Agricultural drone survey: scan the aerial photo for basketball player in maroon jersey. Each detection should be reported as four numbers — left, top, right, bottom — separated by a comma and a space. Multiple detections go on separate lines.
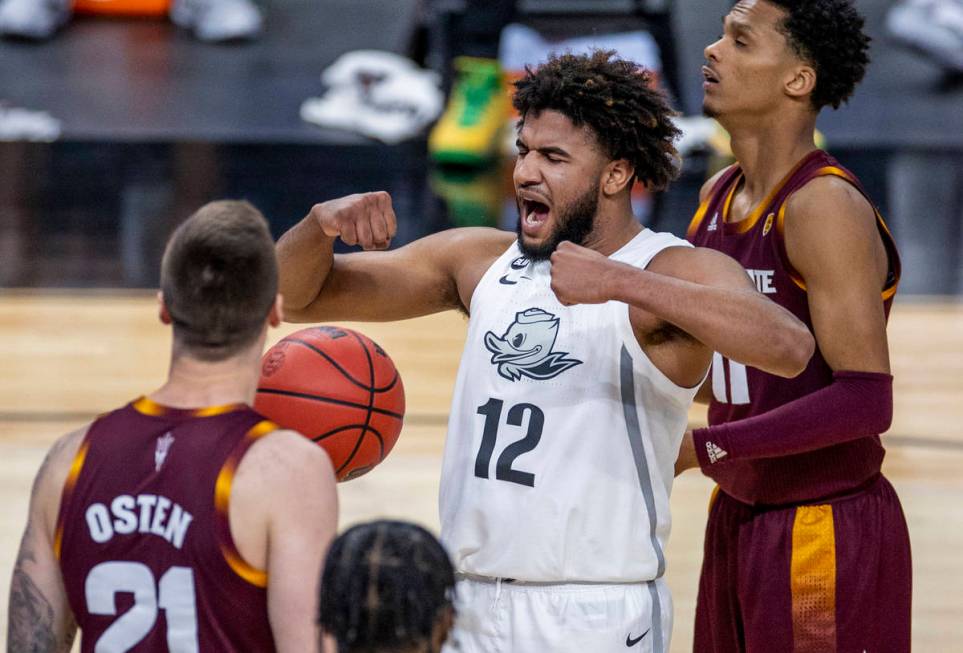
677, 1, 909, 651
7, 201, 338, 652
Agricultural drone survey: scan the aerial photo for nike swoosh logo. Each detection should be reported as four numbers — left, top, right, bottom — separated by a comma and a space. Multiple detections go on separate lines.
498, 275, 518, 285
626, 628, 650, 647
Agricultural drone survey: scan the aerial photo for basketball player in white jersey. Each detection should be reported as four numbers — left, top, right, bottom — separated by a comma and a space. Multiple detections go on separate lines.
277, 51, 814, 652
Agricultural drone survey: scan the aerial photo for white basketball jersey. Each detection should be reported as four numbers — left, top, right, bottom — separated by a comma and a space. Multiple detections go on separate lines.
439, 229, 699, 583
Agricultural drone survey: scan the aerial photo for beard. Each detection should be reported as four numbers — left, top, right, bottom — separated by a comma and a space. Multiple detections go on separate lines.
516, 183, 599, 262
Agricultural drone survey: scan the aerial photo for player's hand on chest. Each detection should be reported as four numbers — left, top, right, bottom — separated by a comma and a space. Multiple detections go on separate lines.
549, 241, 624, 306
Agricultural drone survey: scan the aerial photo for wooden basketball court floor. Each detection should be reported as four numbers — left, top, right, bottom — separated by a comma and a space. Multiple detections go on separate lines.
0, 293, 960, 650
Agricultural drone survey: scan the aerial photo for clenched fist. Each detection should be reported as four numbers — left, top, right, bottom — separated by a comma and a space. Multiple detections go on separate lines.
549, 241, 622, 306
309, 191, 397, 250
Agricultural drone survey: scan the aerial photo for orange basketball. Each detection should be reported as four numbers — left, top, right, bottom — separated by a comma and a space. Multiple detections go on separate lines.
254, 326, 405, 482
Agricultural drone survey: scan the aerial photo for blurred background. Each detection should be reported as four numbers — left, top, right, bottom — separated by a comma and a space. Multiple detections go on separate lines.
0, 0, 961, 293
1, 0, 962, 650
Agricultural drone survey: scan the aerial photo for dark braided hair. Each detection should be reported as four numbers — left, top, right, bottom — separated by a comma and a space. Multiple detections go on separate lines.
318, 520, 455, 653
765, 0, 870, 109
512, 50, 681, 192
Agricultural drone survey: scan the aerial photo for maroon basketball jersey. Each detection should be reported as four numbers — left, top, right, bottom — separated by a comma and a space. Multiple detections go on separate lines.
686, 150, 901, 505
56, 397, 279, 652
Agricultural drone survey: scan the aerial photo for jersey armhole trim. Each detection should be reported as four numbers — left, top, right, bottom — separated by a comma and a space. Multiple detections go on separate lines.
54, 438, 91, 560
617, 244, 706, 404
213, 419, 279, 588
774, 166, 901, 300
467, 240, 523, 316
686, 165, 739, 240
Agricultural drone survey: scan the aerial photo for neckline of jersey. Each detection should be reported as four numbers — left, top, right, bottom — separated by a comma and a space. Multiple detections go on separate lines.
131, 395, 249, 419
722, 150, 822, 235
607, 226, 652, 260
518, 227, 651, 265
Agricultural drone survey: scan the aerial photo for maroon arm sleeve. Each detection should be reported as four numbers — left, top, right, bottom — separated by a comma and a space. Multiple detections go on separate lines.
692, 370, 893, 469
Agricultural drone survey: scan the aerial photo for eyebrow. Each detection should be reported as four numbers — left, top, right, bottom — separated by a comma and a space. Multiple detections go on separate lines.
722, 15, 754, 33
515, 140, 571, 158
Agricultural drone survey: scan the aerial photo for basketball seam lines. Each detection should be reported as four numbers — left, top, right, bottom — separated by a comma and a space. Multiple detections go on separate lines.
254, 388, 403, 419
313, 424, 385, 461
288, 338, 399, 393
334, 331, 378, 474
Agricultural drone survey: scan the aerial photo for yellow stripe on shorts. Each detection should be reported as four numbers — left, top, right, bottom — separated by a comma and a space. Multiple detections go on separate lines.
790, 504, 837, 652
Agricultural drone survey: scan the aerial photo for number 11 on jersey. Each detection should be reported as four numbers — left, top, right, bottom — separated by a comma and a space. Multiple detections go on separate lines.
712, 352, 751, 405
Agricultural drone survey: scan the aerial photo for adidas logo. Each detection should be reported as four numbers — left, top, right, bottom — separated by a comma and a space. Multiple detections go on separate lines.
705, 441, 728, 464
707, 212, 719, 232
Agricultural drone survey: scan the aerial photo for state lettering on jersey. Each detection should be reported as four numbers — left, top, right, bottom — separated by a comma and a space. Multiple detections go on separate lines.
85, 494, 194, 549
746, 269, 777, 295
483, 308, 582, 381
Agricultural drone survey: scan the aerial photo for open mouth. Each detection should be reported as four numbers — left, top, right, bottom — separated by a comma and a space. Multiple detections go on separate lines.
702, 66, 720, 85
521, 198, 550, 229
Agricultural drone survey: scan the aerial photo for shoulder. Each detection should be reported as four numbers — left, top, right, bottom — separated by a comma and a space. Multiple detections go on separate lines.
241, 430, 337, 531
783, 175, 878, 250
786, 174, 874, 223
431, 227, 514, 263
34, 425, 90, 534
429, 228, 514, 309
648, 245, 753, 290
406, 227, 512, 279
40, 426, 88, 490
243, 429, 336, 484
698, 165, 736, 204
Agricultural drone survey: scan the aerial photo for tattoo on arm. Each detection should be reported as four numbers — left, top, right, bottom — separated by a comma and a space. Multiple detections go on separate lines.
8, 521, 59, 653
8, 434, 80, 653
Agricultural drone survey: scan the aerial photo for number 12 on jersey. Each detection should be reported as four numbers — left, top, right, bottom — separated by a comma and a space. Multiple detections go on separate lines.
474, 398, 544, 487
712, 352, 751, 405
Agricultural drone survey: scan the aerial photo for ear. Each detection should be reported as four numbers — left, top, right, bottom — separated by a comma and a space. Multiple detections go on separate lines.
785, 64, 817, 102
601, 158, 635, 196
430, 606, 455, 653
158, 291, 173, 325
268, 293, 284, 328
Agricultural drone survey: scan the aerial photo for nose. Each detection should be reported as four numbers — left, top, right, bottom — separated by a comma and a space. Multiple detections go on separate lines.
704, 38, 721, 63
513, 151, 541, 188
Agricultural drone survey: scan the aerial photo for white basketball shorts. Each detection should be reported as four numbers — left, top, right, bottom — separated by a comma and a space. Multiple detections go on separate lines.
442, 576, 672, 653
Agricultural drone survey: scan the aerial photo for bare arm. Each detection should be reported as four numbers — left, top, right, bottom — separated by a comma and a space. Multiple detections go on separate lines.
633, 246, 814, 376
676, 177, 895, 474
276, 193, 512, 322
7, 429, 84, 653
784, 176, 892, 373
550, 242, 814, 386
243, 432, 338, 653
277, 192, 394, 313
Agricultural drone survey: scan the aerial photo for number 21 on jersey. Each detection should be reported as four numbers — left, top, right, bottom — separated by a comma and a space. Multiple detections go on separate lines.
712, 352, 751, 405
86, 561, 198, 652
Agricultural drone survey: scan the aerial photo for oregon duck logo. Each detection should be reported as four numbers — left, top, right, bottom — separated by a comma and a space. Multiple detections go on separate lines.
484, 308, 582, 381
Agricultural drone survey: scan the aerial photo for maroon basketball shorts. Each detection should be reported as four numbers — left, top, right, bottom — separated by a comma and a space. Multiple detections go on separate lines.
693, 474, 911, 653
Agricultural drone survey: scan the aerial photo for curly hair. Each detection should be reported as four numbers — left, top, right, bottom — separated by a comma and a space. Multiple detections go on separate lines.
512, 50, 681, 192
318, 520, 455, 653
766, 0, 870, 110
